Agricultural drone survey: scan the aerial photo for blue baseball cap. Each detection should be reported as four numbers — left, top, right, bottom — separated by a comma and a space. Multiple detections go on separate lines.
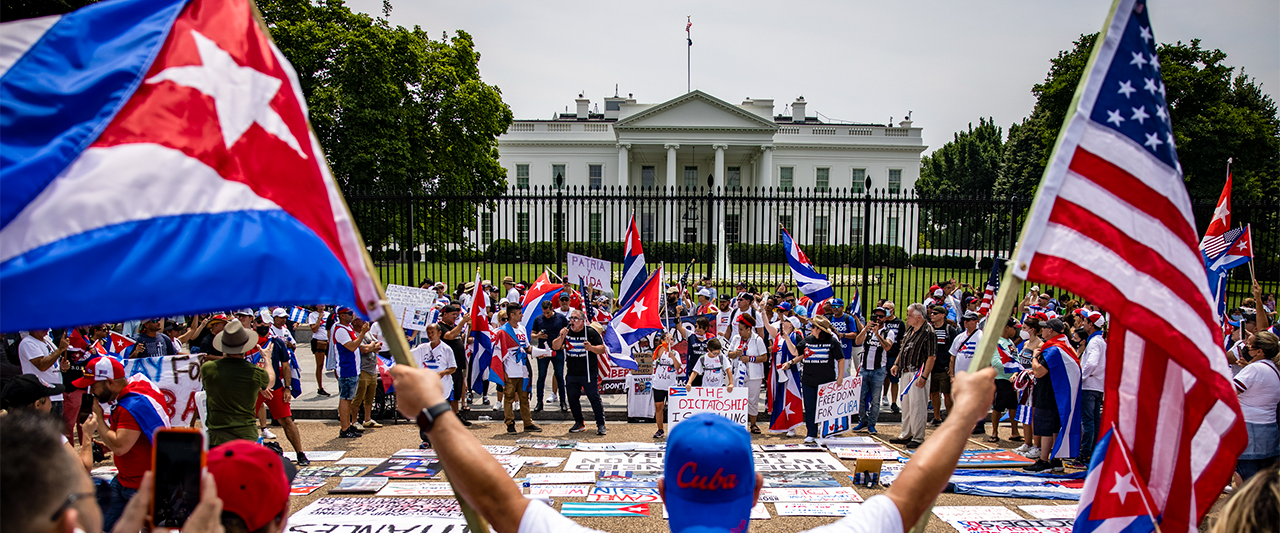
776, 301, 793, 312
829, 298, 845, 308
664, 414, 755, 532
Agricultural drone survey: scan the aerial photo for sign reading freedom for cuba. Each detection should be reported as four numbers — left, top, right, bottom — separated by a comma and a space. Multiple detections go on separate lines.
567, 252, 612, 291
815, 376, 862, 437
667, 387, 750, 429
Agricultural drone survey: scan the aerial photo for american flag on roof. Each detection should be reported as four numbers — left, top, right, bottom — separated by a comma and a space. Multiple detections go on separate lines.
1007, 1, 1245, 531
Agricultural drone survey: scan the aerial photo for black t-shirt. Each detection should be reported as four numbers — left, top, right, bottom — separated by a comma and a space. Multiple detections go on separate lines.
801, 334, 845, 387
564, 327, 603, 378
932, 324, 959, 370
438, 320, 467, 369
685, 328, 708, 363
532, 313, 570, 353
196, 330, 222, 357
1034, 350, 1059, 415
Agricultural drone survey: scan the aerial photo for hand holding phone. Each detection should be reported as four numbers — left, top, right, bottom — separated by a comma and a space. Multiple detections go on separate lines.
151, 428, 207, 528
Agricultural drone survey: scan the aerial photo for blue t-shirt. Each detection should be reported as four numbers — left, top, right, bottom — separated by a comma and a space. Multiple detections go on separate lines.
826, 313, 860, 358
332, 324, 360, 379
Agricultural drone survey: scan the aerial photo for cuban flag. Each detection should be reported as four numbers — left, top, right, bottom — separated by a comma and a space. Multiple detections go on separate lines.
0, 0, 383, 332
602, 268, 663, 370
466, 272, 494, 395
1205, 225, 1252, 323
519, 272, 562, 337
618, 213, 648, 309
996, 341, 1023, 377
376, 353, 396, 394
288, 306, 309, 323
117, 375, 172, 443
491, 321, 530, 390
769, 333, 804, 433
1040, 336, 1083, 459
1198, 168, 1231, 253
1073, 426, 1159, 532
780, 227, 834, 302
264, 336, 303, 397
108, 332, 137, 358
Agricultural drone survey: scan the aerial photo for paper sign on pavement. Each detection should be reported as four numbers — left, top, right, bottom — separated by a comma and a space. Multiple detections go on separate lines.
285, 450, 344, 462
759, 487, 863, 503
565, 452, 665, 472
376, 482, 457, 497
560, 502, 650, 517
528, 472, 596, 484
774, 502, 862, 516
293, 497, 463, 519
586, 487, 663, 503
334, 457, 387, 465
529, 485, 595, 497
1019, 504, 1079, 519
329, 477, 388, 494
663, 503, 770, 520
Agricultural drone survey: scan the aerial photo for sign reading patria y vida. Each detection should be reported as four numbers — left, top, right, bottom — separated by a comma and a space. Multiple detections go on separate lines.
668, 386, 750, 429
567, 252, 612, 291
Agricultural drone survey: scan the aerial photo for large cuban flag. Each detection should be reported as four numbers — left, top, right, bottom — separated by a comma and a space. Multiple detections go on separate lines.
1041, 336, 1083, 460
618, 213, 648, 309
780, 227, 834, 303
602, 268, 663, 370
466, 271, 494, 395
117, 374, 172, 443
519, 272, 562, 337
0, 0, 383, 331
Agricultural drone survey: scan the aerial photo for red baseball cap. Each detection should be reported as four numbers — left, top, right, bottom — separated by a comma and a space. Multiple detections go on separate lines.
207, 441, 294, 530
72, 356, 125, 388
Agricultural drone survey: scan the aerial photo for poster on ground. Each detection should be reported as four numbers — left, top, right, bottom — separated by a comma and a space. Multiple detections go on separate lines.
375, 482, 458, 497
774, 502, 862, 516
663, 503, 770, 520
528, 472, 596, 484
752, 452, 849, 472
292, 497, 464, 519
759, 487, 863, 503
528, 485, 594, 497
903, 449, 1036, 468
567, 253, 612, 292
815, 375, 862, 437
586, 487, 663, 503
120, 355, 202, 427
286, 451, 345, 462
329, 477, 388, 494
933, 506, 1076, 533
366, 459, 443, 479
667, 386, 750, 429
597, 471, 661, 488
565, 452, 665, 472
762, 471, 841, 488
1020, 505, 1079, 519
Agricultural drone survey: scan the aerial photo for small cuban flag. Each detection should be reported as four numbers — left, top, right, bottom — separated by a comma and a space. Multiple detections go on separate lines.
288, 306, 309, 323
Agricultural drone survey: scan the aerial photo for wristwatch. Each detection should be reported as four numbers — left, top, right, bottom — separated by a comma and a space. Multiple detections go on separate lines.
415, 402, 453, 433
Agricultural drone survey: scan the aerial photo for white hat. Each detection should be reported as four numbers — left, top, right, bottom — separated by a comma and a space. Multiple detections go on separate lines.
696, 288, 713, 298
271, 308, 288, 318
234, 308, 254, 316
933, 288, 944, 297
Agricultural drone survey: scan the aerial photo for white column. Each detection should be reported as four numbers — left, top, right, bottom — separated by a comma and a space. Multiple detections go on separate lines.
664, 144, 679, 188
616, 143, 630, 187
760, 145, 774, 187
712, 143, 727, 189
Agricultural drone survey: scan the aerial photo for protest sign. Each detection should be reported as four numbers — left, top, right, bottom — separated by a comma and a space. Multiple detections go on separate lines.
753, 452, 849, 472
667, 386, 750, 429
597, 471, 661, 488
521, 457, 566, 468
902, 449, 1035, 468
567, 253, 613, 291
586, 487, 663, 503
297, 466, 367, 478
815, 375, 862, 437
367, 459, 443, 479
393, 448, 436, 458
561, 503, 650, 517
120, 355, 202, 427
832, 446, 899, 460
762, 471, 841, 488
774, 502, 862, 516
293, 497, 464, 519
483, 445, 521, 455
528, 485, 595, 497
329, 477, 388, 494
290, 476, 326, 495
575, 442, 663, 452
334, 457, 387, 465
375, 482, 458, 497
284, 516, 467, 532
565, 452, 665, 472
947, 470, 1085, 500
1020, 505, 1079, 519
759, 487, 863, 503
518, 438, 577, 449
528, 472, 596, 484
933, 505, 1074, 533
600, 363, 633, 395
663, 503, 770, 520
385, 284, 436, 331
285, 450, 344, 462
755, 443, 826, 452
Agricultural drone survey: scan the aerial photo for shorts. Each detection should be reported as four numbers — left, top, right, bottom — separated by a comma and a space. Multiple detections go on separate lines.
653, 389, 668, 403
1033, 407, 1060, 436
311, 339, 329, 354
929, 372, 951, 394
354, 372, 378, 407
992, 380, 1018, 412
337, 376, 360, 400
254, 387, 292, 419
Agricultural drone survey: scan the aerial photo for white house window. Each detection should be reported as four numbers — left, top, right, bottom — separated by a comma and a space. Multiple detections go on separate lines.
589, 164, 603, 189
480, 212, 493, 245
814, 215, 829, 245
641, 166, 655, 188
887, 216, 899, 245
851, 168, 866, 194
888, 169, 902, 194
641, 212, 655, 241
517, 212, 530, 243
684, 166, 699, 189
727, 166, 741, 190
516, 164, 529, 190
590, 213, 602, 242
816, 167, 830, 192
849, 216, 863, 245
552, 164, 566, 188
725, 214, 741, 244
780, 167, 793, 191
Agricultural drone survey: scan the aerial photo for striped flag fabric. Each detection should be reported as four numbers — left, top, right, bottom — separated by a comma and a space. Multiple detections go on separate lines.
1206, 225, 1252, 324
618, 213, 648, 310
768, 332, 805, 433
116, 375, 172, 443
519, 272, 562, 337
1197, 169, 1231, 253
1039, 336, 1083, 459
0, 0, 384, 331
602, 269, 664, 370
977, 258, 1006, 316
1199, 226, 1243, 261
780, 227, 835, 302
288, 306, 310, 323
466, 271, 494, 395
1006, 1, 1246, 530
561, 502, 651, 517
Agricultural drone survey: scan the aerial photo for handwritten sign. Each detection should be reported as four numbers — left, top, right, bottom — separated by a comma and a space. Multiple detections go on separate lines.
774, 502, 862, 516
815, 375, 862, 437
385, 284, 436, 331
759, 487, 863, 503
586, 487, 664, 503
667, 386, 750, 429
565, 452, 665, 472
121, 355, 202, 427
567, 252, 612, 291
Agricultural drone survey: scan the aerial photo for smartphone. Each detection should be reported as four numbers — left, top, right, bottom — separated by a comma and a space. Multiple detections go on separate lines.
151, 428, 207, 528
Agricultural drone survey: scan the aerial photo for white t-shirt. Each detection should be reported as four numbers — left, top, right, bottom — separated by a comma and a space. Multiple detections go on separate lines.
691, 353, 732, 388
308, 311, 329, 341
368, 322, 391, 354
507, 288, 522, 305
716, 310, 733, 337
652, 349, 680, 391
948, 329, 983, 373
502, 328, 530, 379
555, 306, 573, 319
728, 333, 768, 380
517, 494, 900, 533
412, 341, 457, 400
1233, 360, 1280, 424
269, 324, 295, 346
19, 335, 62, 401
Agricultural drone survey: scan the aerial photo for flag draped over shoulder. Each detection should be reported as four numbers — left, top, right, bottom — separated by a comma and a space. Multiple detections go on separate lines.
117, 375, 172, 443
1005, 1, 1245, 530
769, 332, 804, 432
0, 0, 383, 331
1040, 336, 1082, 459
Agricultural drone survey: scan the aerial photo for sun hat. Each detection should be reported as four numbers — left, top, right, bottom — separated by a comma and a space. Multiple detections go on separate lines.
214, 319, 259, 355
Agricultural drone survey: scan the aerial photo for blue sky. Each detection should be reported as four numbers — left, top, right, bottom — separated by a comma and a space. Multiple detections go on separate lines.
346, 0, 1279, 156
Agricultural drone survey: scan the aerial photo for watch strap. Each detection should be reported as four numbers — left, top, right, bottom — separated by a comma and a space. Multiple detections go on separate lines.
416, 401, 453, 432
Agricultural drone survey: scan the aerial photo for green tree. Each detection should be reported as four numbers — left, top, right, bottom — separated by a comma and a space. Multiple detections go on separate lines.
916, 118, 1006, 251
259, 0, 513, 256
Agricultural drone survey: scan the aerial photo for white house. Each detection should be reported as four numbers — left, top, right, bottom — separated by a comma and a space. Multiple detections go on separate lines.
492, 90, 927, 251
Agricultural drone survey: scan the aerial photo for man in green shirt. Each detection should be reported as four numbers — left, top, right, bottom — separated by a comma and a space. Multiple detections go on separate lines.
202, 319, 272, 446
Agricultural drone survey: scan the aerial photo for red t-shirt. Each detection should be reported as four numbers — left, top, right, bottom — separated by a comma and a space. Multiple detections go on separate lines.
110, 408, 152, 489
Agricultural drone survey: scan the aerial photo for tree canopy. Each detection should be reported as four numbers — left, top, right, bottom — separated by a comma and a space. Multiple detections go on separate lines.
923, 33, 1279, 202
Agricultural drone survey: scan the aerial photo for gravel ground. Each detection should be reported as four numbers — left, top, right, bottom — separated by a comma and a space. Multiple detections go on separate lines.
260, 418, 1230, 532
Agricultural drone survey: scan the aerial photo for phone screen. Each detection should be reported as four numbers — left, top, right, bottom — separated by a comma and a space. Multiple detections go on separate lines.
152, 430, 204, 527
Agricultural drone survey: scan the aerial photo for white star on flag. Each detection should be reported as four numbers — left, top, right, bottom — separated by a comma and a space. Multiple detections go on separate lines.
1109, 472, 1140, 505
1117, 80, 1136, 98
1106, 109, 1125, 127
1130, 106, 1150, 125
1236, 240, 1247, 251
533, 280, 545, 291
1155, 105, 1168, 122
146, 30, 307, 159
1139, 25, 1152, 43
1129, 51, 1148, 68
1143, 77, 1158, 95
1210, 202, 1230, 225
1143, 132, 1164, 151
630, 298, 648, 318
1149, 53, 1160, 71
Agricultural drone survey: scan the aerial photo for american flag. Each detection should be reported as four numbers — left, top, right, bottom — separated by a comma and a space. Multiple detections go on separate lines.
1198, 226, 1243, 260
1008, 1, 1245, 531
977, 258, 1005, 316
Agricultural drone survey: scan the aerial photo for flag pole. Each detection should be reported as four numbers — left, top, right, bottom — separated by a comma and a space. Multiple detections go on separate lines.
686, 16, 691, 93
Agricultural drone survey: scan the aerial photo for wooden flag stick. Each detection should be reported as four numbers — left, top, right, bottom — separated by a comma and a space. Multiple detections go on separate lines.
967, 263, 1024, 374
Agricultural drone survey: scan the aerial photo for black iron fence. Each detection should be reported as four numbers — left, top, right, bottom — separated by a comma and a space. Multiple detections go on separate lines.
344, 186, 1279, 310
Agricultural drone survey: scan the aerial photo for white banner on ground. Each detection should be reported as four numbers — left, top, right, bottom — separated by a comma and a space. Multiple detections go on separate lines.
292, 497, 464, 519
759, 487, 863, 503
667, 386, 750, 429
528, 472, 597, 484
586, 487, 663, 503
932, 506, 1077, 533
529, 484, 595, 497
567, 253, 613, 291
287, 516, 466, 531
664, 503, 770, 520
284, 451, 344, 462
120, 355, 202, 427
565, 452, 665, 472
375, 482, 457, 497
1019, 505, 1079, 519
774, 502, 862, 516
815, 376, 862, 437
753, 452, 849, 472
385, 284, 437, 331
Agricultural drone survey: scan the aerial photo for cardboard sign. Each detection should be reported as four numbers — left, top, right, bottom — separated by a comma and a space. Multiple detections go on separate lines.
296, 466, 367, 478
815, 375, 862, 437
586, 487, 663, 503
293, 497, 463, 519
774, 502, 862, 516
759, 487, 863, 503
667, 386, 750, 429
753, 452, 849, 472
565, 452, 665, 472
528, 472, 596, 484
567, 253, 613, 291
120, 355, 203, 427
